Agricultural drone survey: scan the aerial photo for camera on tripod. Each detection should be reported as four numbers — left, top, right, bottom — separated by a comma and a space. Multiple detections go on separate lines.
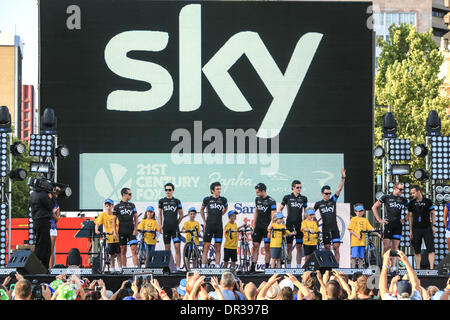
28, 177, 72, 199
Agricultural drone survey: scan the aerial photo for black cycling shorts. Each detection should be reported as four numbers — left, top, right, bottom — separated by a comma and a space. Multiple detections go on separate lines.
412, 227, 435, 253
303, 245, 317, 256
163, 227, 181, 245
223, 248, 238, 262
383, 222, 402, 240
286, 222, 303, 245
107, 242, 121, 255
203, 224, 223, 244
119, 233, 137, 246
322, 226, 341, 245
252, 225, 270, 244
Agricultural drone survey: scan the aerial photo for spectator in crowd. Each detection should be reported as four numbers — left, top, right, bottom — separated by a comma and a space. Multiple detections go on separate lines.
380, 249, 422, 300
0, 265, 448, 301
207, 272, 245, 300
244, 282, 258, 300
13, 279, 32, 300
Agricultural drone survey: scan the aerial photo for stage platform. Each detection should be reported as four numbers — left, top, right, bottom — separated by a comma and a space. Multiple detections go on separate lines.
0, 267, 448, 293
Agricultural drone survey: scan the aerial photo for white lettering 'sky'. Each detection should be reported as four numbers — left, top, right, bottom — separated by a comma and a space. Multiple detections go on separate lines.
104, 4, 323, 139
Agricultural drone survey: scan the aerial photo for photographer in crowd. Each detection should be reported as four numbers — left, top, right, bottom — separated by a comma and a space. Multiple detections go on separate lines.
379, 249, 422, 300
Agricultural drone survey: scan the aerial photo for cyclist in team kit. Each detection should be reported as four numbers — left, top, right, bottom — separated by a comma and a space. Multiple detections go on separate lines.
158, 183, 184, 272
112, 188, 139, 269
313, 168, 346, 265
250, 183, 277, 272
279, 180, 308, 268
371, 182, 409, 271
201, 182, 228, 267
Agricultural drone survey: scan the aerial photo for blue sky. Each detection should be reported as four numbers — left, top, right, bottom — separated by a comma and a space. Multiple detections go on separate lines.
0, 0, 38, 88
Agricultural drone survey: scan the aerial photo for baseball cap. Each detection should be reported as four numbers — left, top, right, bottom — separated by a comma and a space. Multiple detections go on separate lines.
396, 280, 412, 297
177, 278, 187, 296
104, 198, 114, 205
275, 212, 284, 220
228, 210, 238, 217
354, 205, 365, 212
123, 296, 136, 300
188, 207, 197, 213
306, 208, 315, 215
146, 206, 155, 212
279, 279, 294, 291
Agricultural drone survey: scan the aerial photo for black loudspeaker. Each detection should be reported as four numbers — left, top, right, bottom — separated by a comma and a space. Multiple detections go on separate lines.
145, 250, 177, 273
437, 254, 450, 275
302, 250, 339, 271
66, 248, 82, 267
7, 250, 48, 274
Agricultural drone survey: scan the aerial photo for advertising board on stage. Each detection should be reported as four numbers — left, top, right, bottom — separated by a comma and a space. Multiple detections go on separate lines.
39, 0, 373, 269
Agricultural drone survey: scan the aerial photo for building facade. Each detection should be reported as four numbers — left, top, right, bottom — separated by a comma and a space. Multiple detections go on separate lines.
0, 33, 23, 137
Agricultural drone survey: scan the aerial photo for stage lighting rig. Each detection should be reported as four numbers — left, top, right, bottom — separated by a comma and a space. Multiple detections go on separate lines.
426, 110, 441, 137
430, 135, 450, 180
387, 139, 411, 161
382, 112, 397, 139
412, 144, 428, 158
373, 146, 385, 159
413, 168, 429, 181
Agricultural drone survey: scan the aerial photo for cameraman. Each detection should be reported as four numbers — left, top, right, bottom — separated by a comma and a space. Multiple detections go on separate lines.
29, 180, 57, 269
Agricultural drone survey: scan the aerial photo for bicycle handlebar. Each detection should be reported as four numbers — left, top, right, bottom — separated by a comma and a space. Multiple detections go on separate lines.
360, 230, 382, 237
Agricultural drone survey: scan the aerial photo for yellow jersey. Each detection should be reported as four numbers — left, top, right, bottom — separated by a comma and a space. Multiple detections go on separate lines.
183, 220, 201, 246
137, 218, 160, 245
268, 223, 291, 248
348, 216, 373, 247
95, 212, 118, 244
224, 221, 238, 250
301, 219, 319, 246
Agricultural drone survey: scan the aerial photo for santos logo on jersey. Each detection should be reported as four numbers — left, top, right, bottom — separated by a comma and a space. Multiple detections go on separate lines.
104, 4, 323, 139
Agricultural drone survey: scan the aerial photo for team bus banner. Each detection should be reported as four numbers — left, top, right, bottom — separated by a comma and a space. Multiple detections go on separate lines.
40, 1, 373, 214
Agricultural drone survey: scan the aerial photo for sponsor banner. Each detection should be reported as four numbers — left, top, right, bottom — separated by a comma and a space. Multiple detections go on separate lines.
80, 153, 343, 209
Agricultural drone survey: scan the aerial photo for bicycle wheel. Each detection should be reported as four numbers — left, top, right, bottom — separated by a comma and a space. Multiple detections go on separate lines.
208, 246, 216, 267
137, 242, 147, 268
183, 243, 194, 271
281, 242, 288, 268
365, 245, 380, 268
99, 242, 106, 273
192, 245, 201, 269
239, 243, 246, 272
243, 243, 252, 272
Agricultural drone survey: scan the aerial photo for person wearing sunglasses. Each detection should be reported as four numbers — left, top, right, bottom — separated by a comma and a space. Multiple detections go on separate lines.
112, 187, 139, 269
371, 182, 409, 270
279, 180, 308, 268
158, 182, 184, 272
313, 168, 346, 265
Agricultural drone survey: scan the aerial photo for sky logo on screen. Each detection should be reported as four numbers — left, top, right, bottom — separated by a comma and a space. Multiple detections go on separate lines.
104, 4, 323, 139
94, 163, 132, 200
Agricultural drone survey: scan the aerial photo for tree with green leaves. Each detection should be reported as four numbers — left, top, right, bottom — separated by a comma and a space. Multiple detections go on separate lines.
375, 23, 450, 183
